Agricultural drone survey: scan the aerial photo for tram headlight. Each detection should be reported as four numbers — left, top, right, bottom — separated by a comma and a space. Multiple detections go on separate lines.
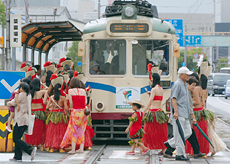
124, 6, 135, 17
95, 101, 105, 113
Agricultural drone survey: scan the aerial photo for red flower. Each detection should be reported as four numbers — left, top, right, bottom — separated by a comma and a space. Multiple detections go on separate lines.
57, 64, 61, 69
59, 57, 66, 64
123, 91, 127, 95
147, 63, 153, 72
73, 71, 79, 77
50, 74, 58, 81
43, 61, 51, 67
20, 61, 27, 69
27, 66, 32, 72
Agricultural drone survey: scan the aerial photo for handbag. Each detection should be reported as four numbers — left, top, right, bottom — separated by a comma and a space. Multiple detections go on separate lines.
25, 94, 35, 135
73, 88, 90, 116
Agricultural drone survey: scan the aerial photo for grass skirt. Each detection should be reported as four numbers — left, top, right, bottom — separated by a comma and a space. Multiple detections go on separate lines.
45, 122, 68, 149
25, 118, 46, 146
142, 116, 168, 149
185, 116, 209, 154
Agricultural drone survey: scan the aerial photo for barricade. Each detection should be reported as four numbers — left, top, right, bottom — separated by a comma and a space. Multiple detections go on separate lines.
0, 106, 13, 152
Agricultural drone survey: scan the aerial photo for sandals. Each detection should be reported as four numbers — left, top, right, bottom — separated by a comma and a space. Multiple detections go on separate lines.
126, 151, 135, 155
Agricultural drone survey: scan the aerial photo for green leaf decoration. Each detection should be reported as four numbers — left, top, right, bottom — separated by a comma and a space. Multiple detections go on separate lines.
144, 110, 169, 124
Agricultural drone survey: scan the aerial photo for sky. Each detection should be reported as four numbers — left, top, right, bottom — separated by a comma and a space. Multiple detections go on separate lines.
99, 0, 222, 22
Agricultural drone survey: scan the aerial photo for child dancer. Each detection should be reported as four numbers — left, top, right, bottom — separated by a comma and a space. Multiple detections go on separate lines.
125, 100, 149, 155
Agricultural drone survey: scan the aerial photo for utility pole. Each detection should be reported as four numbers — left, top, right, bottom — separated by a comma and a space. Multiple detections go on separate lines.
1, 0, 5, 71
6, 0, 10, 70
98, 0, 100, 19
24, 0, 29, 61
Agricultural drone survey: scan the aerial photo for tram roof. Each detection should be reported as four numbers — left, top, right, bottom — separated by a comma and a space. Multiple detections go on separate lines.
83, 17, 176, 35
22, 21, 82, 53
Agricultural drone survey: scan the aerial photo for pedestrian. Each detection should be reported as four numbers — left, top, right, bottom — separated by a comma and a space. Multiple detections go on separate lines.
142, 72, 168, 154
45, 77, 68, 153
163, 66, 193, 161
25, 78, 47, 151
60, 77, 88, 154
125, 100, 149, 155
186, 77, 206, 158
7, 82, 37, 161
186, 73, 209, 155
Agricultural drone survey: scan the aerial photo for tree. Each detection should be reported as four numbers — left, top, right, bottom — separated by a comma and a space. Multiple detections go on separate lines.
66, 41, 82, 72
178, 48, 208, 72
218, 58, 228, 71
0, 1, 6, 28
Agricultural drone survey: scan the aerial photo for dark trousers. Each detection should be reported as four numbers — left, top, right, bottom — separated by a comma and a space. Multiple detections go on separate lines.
13, 123, 33, 160
187, 129, 200, 154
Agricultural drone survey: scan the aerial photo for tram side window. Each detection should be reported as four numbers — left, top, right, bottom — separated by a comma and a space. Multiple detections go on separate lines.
132, 40, 170, 76
89, 40, 126, 75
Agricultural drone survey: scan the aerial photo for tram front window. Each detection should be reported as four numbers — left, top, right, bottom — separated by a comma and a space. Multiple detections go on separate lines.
132, 40, 170, 76
89, 40, 126, 75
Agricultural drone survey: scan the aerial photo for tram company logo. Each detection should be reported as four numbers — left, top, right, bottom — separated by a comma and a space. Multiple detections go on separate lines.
116, 87, 140, 109
123, 90, 132, 101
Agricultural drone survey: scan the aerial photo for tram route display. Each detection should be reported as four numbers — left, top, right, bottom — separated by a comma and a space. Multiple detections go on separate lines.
110, 23, 149, 33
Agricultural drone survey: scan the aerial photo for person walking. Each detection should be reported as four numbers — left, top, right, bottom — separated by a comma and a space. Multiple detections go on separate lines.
163, 67, 193, 161
7, 82, 37, 161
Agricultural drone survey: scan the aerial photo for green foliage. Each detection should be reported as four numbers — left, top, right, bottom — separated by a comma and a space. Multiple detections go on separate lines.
0, 2, 5, 28
66, 41, 82, 72
218, 58, 228, 71
178, 48, 208, 72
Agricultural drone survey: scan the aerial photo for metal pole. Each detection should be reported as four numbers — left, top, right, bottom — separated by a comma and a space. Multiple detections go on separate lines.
98, 0, 100, 19
12, 47, 16, 70
25, 0, 29, 60
45, 51, 48, 62
38, 50, 42, 66
1, 25, 5, 70
31, 48, 34, 65
23, 44, 26, 62
6, 0, 10, 70
183, 36, 187, 64
213, 0, 215, 34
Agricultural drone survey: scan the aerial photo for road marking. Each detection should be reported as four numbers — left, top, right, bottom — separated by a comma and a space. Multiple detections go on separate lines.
0, 79, 20, 93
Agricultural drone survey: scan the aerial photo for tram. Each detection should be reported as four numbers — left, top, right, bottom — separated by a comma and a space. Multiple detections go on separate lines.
79, 0, 179, 140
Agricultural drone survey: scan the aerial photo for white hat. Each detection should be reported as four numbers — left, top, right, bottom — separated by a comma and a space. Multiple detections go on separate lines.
128, 100, 145, 108
178, 67, 193, 75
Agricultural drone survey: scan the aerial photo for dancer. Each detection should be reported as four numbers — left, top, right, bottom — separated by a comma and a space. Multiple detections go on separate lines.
7, 82, 37, 161
45, 79, 68, 153
25, 78, 47, 151
125, 100, 149, 155
186, 73, 209, 155
60, 77, 88, 153
163, 67, 193, 161
142, 72, 168, 154
186, 77, 206, 158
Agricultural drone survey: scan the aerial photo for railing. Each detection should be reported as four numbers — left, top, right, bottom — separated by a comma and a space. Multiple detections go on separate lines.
184, 32, 230, 36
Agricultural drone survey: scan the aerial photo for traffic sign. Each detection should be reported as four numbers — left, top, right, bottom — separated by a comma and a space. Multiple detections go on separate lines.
165, 19, 183, 47
193, 53, 199, 59
199, 53, 205, 58
185, 35, 201, 47
0, 71, 25, 99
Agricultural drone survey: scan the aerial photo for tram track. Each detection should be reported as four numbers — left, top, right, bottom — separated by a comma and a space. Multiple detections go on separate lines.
84, 145, 107, 164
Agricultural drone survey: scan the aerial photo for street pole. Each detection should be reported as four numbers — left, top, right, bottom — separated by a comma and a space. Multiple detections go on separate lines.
183, 36, 187, 64
12, 47, 16, 70
98, 0, 100, 19
1, 24, 5, 70
6, 0, 10, 70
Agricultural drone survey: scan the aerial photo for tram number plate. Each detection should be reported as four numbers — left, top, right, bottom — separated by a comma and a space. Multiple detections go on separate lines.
160, 81, 171, 88
110, 23, 149, 33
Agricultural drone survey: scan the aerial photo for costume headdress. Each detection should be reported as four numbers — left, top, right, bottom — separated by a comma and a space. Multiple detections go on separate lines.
26, 66, 37, 81
147, 63, 162, 80
197, 55, 212, 78
128, 99, 145, 108
44, 61, 56, 73
76, 73, 87, 84
59, 57, 74, 68
50, 74, 63, 87
20, 61, 31, 72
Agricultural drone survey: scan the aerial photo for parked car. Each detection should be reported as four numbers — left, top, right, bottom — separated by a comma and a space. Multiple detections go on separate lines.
207, 73, 230, 96
225, 80, 230, 99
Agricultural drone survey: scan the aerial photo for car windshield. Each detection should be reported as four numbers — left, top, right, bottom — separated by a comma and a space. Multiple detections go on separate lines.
214, 75, 230, 83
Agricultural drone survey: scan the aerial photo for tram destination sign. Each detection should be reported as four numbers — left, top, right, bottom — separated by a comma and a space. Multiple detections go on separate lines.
110, 23, 149, 33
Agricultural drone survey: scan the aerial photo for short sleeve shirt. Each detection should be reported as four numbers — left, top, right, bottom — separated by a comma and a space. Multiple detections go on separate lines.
170, 78, 190, 118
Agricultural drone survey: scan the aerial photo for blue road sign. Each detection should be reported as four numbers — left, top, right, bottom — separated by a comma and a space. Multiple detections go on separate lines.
185, 35, 201, 47
77, 61, 81, 66
0, 71, 25, 99
165, 19, 183, 47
